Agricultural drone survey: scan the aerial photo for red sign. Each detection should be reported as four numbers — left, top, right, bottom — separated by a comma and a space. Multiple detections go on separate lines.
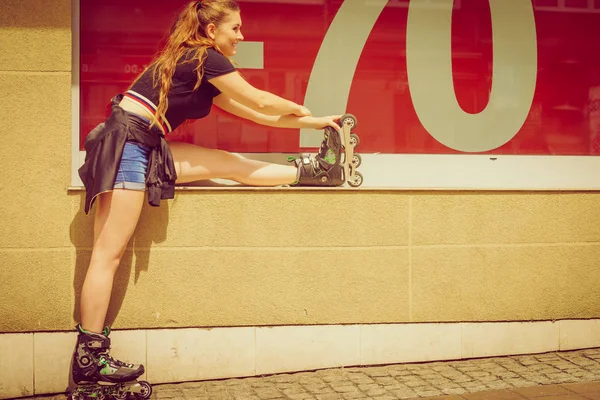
79, 0, 600, 155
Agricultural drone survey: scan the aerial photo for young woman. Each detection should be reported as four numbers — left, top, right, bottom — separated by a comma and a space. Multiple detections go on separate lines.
71, 0, 345, 395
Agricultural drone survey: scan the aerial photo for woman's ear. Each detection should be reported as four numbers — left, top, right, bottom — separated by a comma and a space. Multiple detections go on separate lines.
206, 23, 216, 40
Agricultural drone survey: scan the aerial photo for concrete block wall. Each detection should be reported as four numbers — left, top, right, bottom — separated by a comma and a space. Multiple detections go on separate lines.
2, 0, 600, 335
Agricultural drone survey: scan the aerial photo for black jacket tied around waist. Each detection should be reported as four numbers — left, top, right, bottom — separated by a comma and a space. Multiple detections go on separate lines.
78, 95, 178, 215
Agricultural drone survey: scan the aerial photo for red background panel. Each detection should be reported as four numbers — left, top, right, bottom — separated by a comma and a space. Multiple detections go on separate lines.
79, 0, 600, 155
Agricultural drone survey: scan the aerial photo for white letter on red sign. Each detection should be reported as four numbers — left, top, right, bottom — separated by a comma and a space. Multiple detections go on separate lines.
406, 0, 537, 152
299, 0, 388, 148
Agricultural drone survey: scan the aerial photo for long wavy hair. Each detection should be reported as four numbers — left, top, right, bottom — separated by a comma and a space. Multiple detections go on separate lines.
137, 0, 240, 130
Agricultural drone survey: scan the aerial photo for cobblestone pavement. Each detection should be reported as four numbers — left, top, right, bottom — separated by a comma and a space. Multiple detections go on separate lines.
30, 348, 600, 400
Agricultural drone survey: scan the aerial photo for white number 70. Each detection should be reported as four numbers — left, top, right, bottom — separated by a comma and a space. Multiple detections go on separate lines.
300, 0, 537, 153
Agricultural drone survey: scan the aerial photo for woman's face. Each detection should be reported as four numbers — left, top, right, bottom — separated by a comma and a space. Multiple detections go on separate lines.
210, 11, 244, 57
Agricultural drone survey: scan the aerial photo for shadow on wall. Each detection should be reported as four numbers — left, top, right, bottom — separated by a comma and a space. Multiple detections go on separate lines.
69, 192, 170, 327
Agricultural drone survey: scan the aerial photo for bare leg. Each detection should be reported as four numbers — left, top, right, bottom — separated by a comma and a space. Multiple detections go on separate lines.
169, 141, 297, 185
80, 189, 146, 333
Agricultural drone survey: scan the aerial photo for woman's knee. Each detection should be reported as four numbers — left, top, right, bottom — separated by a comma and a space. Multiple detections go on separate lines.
221, 151, 252, 181
89, 244, 126, 272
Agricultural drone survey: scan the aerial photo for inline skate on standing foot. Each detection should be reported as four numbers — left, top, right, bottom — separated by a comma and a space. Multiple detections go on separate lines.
69, 324, 152, 400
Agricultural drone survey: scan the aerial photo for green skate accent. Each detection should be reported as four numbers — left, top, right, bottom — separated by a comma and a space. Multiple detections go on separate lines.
323, 149, 336, 164
99, 356, 117, 376
77, 324, 90, 334
76, 324, 110, 337
101, 364, 118, 375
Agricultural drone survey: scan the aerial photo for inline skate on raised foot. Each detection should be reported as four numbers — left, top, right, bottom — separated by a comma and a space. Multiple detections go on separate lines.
69, 324, 152, 400
336, 113, 363, 187
290, 113, 364, 187
288, 152, 345, 186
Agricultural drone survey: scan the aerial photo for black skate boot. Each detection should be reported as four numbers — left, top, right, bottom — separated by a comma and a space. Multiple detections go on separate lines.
288, 153, 345, 186
317, 126, 344, 169
287, 126, 346, 186
70, 324, 152, 400
72, 324, 144, 384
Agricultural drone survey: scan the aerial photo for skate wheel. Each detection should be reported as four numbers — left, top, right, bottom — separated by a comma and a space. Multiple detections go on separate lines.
69, 390, 104, 400
349, 133, 360, 148
113, 390, 128, 400
68, 390, 85, 400
351, 154, 362, 168
134, 381, 153, 399
340, 113, 358, 130
348, 171, 363, 188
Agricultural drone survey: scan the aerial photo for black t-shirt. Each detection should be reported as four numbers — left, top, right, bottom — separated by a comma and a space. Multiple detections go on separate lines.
128, 47, 236, 132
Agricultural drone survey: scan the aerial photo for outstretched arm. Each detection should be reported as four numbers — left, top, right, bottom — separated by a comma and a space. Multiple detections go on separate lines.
213, 93, 341, 131
209, 71, 311, 117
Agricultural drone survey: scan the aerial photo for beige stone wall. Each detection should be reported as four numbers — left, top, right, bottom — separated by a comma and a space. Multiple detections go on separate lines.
0, 0, 73, 332
2, 0, 600, 334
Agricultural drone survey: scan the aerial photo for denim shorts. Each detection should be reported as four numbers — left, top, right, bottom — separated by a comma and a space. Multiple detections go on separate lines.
113, 141, 152, 191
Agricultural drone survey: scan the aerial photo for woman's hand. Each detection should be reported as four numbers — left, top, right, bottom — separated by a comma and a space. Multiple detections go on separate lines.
307, 115, 342, 131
